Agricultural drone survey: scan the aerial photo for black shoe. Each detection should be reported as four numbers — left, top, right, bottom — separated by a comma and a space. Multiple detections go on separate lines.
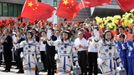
17, 70, 24, 73
2, 70, 10, 72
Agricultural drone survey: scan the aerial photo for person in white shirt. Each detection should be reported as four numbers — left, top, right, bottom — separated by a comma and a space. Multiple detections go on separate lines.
39, 31, 47, 71
87, 28, 99, 75
47, 28, 53, 40
74, 29, 88, 75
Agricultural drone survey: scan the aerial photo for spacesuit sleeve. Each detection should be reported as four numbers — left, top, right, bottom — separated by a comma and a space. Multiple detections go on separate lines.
19, 41, 26, 48
53, 40, 62, 51
98, 40, 105, 58
19, 41, 26, 58
70, 47, 74, 67
97, 40, 105, 65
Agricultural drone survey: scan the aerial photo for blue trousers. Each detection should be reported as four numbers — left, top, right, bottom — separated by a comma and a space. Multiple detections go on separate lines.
127, 56, 134, 75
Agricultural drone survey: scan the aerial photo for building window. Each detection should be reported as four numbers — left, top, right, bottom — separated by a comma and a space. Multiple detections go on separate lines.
8, 3, 14, 16
53, 0, 58, 7
14, 4, 18, 17
17, 5, 22, 16
3, 3, 8, 16
0, 3, 2, 16
0, 2, 23, 17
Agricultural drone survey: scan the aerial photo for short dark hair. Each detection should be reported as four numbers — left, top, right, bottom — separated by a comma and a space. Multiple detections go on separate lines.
26, 31, 34, 38
63, 30, 71, 40
119, 34, 126, 39
118, 26, 124, 30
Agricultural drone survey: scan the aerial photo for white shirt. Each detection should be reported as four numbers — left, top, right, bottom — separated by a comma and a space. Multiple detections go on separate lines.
93, 29, 100, 41
39, 37, 46, 51
47, 29, 52, 40
88, 37, 99, 53
74, 38, 88, 51
12, 34, 17, 43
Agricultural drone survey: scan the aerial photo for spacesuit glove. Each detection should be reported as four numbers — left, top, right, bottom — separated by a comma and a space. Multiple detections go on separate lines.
97, 58, 104, 65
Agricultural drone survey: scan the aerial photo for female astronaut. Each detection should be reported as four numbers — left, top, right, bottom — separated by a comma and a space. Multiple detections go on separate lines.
98, 30, 123, 75
55, 30, 73, 75
19, 30, 40, 75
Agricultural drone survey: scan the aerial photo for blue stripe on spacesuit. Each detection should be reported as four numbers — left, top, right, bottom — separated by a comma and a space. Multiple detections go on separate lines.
110, 59, 112, 75
63, 56, 66, 71
28, 52, 32, 71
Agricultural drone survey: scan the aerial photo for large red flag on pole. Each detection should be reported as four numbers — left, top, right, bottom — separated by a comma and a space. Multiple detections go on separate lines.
80, 0, 112, 8
56, 0, 80, 20
21, 0, 55, 21
116, 0, 134, 11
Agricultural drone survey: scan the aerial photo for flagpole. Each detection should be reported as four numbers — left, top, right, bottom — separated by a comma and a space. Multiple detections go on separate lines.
81, 0, 85, 8
21, 0, 27, 15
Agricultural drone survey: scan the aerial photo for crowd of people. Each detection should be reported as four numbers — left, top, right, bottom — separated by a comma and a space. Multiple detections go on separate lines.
0, 16, 133, 75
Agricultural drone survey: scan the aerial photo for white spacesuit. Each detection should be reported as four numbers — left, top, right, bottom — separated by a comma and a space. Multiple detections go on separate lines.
55, 40, 73, 75
20, 40, 40, 75
98, 40, 122, 75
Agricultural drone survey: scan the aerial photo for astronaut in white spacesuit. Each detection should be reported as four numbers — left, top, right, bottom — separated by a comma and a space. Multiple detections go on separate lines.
98, 30, 123, 75
55, 31, 74, 75
19, 31, 40, 75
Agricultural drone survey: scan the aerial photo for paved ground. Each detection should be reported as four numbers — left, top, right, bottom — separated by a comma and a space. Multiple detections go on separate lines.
0, 66, 48, 75
0, 66, 85, 75
0, 66, 102, 75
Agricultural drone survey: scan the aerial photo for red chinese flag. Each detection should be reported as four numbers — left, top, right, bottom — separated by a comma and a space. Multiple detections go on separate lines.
80, 0, 112, 8
56, 0, 80, 20
21, 0, 36, 21
33, 2, 55, 21
0, 20, 2, 27
116, 0, 134, 11
21, 0, 55, 21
